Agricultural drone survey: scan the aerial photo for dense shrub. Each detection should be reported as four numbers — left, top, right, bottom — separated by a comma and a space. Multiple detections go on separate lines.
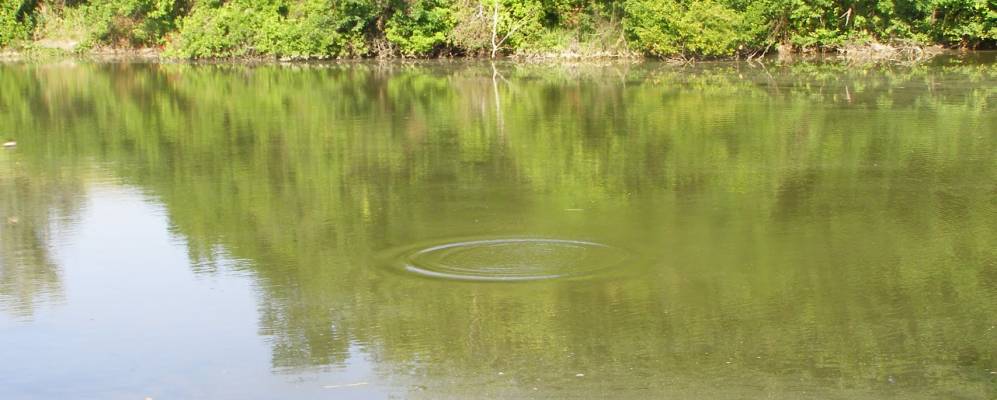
95, 0, 184, 46
170, 0, 361, 58
0, 0, 35, 47
624, 0, 746, 57
385, 0, 455, 56
922, 0, 996, 47
450, 0, 490, 54
168, 1, 266, 58
736, 0, 995, 51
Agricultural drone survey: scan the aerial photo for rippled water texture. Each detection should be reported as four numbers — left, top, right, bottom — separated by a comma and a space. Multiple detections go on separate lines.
1, 57, 996, 399
394, 238, 631, 281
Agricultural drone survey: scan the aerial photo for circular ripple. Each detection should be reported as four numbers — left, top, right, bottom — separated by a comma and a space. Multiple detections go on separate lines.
396, 238, 630, 281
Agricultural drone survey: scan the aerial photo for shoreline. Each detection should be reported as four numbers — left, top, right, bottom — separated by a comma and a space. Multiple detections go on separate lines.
0, 42, 989, 65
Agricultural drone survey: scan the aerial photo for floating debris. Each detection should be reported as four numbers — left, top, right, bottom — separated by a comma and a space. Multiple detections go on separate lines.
575, 373, 585, 377
2, 141, 15, 148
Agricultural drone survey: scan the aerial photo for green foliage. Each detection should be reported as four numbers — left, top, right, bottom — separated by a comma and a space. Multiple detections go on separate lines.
0, 0, 34, 47
921, 0, 997, 46
385, 0, 455, 56
265, 0, 345, 56
736, 0, 996, 51
450, 0, 490, 53
1, 0, 995, 57
168, 1, 264, 58
77, 0, 185, 47
497, 0, 546, 49
624, 0, 746, 57
170, 0, 355, 59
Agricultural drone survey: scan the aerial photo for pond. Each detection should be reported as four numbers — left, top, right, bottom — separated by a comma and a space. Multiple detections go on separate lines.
1, 57, 995, 399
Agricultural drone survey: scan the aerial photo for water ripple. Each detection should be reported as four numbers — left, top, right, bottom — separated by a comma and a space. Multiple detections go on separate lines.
387, 238, 631, 282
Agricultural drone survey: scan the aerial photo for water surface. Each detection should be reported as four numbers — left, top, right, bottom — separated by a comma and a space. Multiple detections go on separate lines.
1, 58, 995, 399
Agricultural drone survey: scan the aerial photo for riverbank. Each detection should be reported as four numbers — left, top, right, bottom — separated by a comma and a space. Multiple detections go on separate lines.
0, 41, 971, 65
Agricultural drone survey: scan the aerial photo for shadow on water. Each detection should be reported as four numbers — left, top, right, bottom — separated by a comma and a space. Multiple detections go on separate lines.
0, 149, 84, 318
0, 57, 995, 398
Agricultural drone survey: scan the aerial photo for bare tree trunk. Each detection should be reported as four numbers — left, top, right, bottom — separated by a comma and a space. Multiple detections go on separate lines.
490, 0, 499, 58
489, 0, 535, 58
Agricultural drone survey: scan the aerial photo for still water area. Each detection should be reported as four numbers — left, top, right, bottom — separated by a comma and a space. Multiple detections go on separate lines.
0, 56, 995, 399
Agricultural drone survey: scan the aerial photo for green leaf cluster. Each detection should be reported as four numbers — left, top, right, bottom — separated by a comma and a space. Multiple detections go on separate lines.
624, 0, 747, 57
0, 0, 34, 47
169, 0, 348, 58
385, 0, 455, 56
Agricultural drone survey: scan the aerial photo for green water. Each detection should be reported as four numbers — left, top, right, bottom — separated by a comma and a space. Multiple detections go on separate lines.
1, 58, 995, 399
